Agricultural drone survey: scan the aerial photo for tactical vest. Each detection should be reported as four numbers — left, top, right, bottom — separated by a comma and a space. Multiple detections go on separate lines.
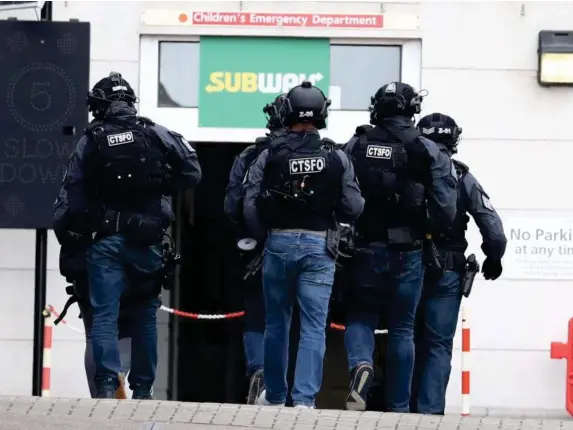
85, 117, 167, 211
352, 124, 426, 240
262, 135, 343, 231
435, 159, 470, 251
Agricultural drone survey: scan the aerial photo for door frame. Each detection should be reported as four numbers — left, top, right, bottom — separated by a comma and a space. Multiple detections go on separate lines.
138, 33, 422, 400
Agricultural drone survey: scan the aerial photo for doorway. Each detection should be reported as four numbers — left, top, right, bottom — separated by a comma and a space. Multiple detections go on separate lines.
170, 142, 369, 408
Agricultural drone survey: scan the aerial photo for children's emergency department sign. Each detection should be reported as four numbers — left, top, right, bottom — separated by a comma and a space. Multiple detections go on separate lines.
190, 12, 383, 29
198, 36, 330, 129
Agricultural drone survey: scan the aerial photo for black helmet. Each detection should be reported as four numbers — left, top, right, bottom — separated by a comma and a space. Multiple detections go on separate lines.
369, 82, 426, 122
263, 93, 286, 131
280, 81, 331, 129
87, 72, 137, 118
417, 113, 462, 153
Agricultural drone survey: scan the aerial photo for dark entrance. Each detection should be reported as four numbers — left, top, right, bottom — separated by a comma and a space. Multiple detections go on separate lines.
169, 142, 386, 409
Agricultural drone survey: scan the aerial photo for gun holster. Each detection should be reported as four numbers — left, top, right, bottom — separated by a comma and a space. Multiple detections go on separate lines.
338, 224, 356, 259
158, 243, 180, 291
326, 225, 342, 259
461, 254, 480, 298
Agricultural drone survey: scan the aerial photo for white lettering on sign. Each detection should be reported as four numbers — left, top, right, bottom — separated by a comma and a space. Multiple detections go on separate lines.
190, 12, 383, 29
366, 145, 392, 159
289, 157, 325, 175
107, 132, 134, 147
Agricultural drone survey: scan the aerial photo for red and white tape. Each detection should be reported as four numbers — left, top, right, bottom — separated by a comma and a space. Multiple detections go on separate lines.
159, 305, 245, 320
46, 305, 84, 334
461, 306, 471, 416
47, 304, 388, 335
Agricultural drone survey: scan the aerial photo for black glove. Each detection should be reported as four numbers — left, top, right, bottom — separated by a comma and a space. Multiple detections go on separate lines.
482, 258, 502, 280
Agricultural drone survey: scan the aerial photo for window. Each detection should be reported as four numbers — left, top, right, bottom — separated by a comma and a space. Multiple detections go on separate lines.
158, 42, 199, 107
157, 41, 401, 111
330, 44, 401, 111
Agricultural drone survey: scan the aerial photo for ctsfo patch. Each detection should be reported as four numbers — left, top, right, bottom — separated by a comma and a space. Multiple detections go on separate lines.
366, 145, 393, 159
289, 157, 326, 175
107, 132, 135, 147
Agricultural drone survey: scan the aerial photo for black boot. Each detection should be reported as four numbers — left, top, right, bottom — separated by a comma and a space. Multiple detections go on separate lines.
246, 369, 264, 405
132, 383, 153, 400
345, 363, 374, 411
96, 388, 116, 399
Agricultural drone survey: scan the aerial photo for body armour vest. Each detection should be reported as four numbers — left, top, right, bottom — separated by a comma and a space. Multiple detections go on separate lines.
434, 159, 470, 252
85, 118, 167, 211
352, 125, 426, 240
262, 135, 343, 231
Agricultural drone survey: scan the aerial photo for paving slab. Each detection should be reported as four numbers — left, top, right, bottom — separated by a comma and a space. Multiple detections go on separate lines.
0, 396, 571, 430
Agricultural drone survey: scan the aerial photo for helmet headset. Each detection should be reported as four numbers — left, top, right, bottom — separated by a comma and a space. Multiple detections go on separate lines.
87, 72, 138, 119
263, 93, 287, 131
369, 82, 428, 122
417, 112, 463, 153
280, 81, 331, 130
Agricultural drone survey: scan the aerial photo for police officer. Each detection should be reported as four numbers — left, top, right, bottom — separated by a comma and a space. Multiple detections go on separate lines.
224, 94, 287, 404
243, 81, 364, 408
341, 82, 458, 412
53, 196, 174, 399
410, 113, 506, 415
56, 72, 201, 399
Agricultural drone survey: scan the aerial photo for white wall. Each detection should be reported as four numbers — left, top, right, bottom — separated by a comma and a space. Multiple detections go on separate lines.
420, 1, 573, 412
2, 0, 573, 413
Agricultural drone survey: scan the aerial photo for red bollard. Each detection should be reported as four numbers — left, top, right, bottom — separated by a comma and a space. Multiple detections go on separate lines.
550, 317, 573, 417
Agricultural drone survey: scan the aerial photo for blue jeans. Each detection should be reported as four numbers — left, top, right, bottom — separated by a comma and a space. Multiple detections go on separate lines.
412, 270, 462, 414
79, 300, 133, 398
263, 231, 335, 407
243, 275, 265, 376
344, 242, 424, 412
86, 235, 162, 393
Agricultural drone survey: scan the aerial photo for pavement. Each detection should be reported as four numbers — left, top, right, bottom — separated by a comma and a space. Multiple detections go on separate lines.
0, 396, 572, 430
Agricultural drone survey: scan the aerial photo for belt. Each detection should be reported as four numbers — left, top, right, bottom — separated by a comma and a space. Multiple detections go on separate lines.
271, 228, 327, 237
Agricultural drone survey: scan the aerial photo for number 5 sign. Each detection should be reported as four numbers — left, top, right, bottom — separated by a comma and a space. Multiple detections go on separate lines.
30, 81, 52, 112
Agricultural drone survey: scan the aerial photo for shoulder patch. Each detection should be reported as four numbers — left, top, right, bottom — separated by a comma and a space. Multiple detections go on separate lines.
289, 157, 326, 175
366, 145, 393, 159
107, 131, 134, 146
481, 193, 494, 211
169, 131, 195, 153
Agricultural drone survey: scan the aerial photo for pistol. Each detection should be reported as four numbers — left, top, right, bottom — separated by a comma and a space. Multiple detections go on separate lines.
244, 251, 264, 280
423, 233, 444, 281
461, 254, 480, 298
161, 243, 181, 290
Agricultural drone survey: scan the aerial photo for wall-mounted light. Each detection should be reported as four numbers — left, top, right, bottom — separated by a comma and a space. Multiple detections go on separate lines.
538, 30, 573, 87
